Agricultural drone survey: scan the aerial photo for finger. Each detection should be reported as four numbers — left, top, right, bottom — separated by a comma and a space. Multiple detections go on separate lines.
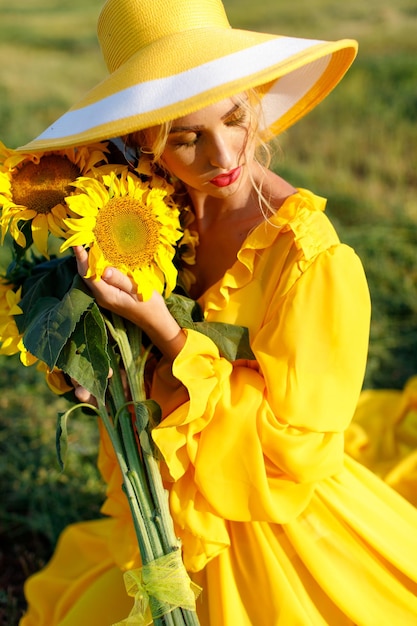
102, 267, 138, 296
73, 246, 89, 277
74, 384, 96, 405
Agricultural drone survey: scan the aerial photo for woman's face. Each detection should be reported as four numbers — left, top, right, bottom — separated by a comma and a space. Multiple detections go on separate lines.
160, 96, 256, 198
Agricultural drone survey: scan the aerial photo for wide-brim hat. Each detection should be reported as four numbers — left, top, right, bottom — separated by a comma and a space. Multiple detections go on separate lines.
18, 0, 358, 152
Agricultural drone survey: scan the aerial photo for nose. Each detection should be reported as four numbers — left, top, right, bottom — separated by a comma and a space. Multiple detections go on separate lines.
207, 132, 234, 170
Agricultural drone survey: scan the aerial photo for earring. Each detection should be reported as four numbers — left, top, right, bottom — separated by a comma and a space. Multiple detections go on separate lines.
120, 137, 139, 168
140, 146, 153, 155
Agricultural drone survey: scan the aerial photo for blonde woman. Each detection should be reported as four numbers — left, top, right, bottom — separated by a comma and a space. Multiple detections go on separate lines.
18, 0, 417, 624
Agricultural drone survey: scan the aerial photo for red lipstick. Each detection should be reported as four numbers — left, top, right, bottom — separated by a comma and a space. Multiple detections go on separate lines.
210, 166, 241, 188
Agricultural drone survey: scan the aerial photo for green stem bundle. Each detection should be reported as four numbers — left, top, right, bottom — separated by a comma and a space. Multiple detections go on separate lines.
98, 313, 200, 626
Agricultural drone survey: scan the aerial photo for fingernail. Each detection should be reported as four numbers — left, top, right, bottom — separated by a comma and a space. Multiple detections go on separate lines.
103, 268, 113, 280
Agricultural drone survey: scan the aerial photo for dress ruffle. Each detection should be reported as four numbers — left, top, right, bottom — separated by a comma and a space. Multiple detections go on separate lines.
205, 188, 331, 316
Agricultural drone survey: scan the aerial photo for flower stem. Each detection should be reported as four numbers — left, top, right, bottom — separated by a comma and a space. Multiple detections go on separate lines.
106, 313, 146, 401
96, 401, 155, 563
104, 313, 200, 625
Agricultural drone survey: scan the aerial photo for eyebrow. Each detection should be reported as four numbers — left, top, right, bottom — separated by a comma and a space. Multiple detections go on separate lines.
169, 103, 241, 134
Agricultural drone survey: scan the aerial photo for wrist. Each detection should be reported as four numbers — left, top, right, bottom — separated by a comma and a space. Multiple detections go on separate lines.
140, 305, 186, 362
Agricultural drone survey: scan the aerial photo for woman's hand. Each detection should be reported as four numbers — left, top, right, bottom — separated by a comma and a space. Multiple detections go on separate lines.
71, 368, 114, 406
73, 246, 186, 362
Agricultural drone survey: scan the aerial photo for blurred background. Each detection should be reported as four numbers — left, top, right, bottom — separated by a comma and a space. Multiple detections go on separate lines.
1, 0, 416, 623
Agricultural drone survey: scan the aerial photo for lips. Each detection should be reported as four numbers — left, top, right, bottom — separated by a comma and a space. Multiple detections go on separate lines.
210, 166, 241, 187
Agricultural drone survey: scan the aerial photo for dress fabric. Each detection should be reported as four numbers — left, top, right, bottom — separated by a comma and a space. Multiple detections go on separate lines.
346, 376, 417, 508
20, 189, 417, 626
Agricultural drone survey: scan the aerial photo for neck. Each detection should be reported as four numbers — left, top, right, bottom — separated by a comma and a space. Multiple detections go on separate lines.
187, 162, 266, 225
188, 187, 254, 225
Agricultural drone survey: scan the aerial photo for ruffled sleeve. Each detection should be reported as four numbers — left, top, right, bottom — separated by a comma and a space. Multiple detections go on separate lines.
152, 200, 371, 571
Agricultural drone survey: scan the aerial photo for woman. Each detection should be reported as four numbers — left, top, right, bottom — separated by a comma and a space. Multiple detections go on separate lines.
18, 0, 417, 624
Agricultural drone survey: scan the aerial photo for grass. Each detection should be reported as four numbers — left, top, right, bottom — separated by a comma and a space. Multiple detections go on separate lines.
0, 0, 105, 149
0, 355, 105, 625
0, 0, 416, 622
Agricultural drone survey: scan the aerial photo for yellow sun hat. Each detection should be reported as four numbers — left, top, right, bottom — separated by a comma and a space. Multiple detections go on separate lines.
18, 0, 358, 152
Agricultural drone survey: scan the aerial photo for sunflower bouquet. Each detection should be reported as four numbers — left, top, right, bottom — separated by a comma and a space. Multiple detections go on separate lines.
0, 140, 253, 626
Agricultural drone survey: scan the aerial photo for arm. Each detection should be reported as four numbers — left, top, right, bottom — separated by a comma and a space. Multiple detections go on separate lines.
152, 245, 371, 530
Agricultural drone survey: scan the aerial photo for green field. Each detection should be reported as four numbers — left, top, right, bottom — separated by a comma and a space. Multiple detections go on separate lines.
1, 0, 417, 622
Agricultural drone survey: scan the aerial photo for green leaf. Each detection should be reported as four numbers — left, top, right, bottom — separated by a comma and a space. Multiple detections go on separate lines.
20, 279, 95, 369
134, 400, 162, 456
143, 399, 162, 427
166, 293, 255, 361
17, 257, 87, 330
56, 410, 69, 471
55, 402, 99, 470
165, 293, 204, 323
191, 320, 255, 361
56, 304, 110, 405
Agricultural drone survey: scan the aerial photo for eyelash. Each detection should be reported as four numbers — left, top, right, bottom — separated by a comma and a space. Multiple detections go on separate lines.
176, 136, 199, 148
226, 110, 247, 127
174, 109, 248, 148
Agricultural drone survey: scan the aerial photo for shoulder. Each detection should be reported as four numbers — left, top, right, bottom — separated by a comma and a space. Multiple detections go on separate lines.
260, 170, 338, 255
270, 187, 341, 260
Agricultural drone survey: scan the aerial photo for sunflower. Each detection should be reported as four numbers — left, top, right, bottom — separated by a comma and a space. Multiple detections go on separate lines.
135, 154, 176, 196
36, 361, 73, 396
135, 155, 199, 291
0, 280, 37, 366
0, 141, 109, 258
61, 169, 183, 301
0, 279, 72, 392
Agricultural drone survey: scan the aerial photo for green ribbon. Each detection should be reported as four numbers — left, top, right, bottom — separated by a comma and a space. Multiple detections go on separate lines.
113, 550, 201, 626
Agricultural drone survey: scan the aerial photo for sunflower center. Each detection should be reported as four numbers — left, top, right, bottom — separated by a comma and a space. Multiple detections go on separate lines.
94, 197, 161, 268
11, 155, 80, 213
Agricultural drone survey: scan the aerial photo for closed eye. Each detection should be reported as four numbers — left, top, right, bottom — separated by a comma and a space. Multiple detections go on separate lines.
169, 132, 200, 149
224, 107, 248, 127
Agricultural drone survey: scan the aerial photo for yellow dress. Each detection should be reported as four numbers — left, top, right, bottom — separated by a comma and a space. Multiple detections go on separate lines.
346, 376, 417, 507
20, 189, 417, 626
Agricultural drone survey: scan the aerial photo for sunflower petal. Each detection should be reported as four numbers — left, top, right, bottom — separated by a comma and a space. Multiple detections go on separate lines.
31, 214, 50, 258
65, 194, 98, 217
60, 232, 93, 252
